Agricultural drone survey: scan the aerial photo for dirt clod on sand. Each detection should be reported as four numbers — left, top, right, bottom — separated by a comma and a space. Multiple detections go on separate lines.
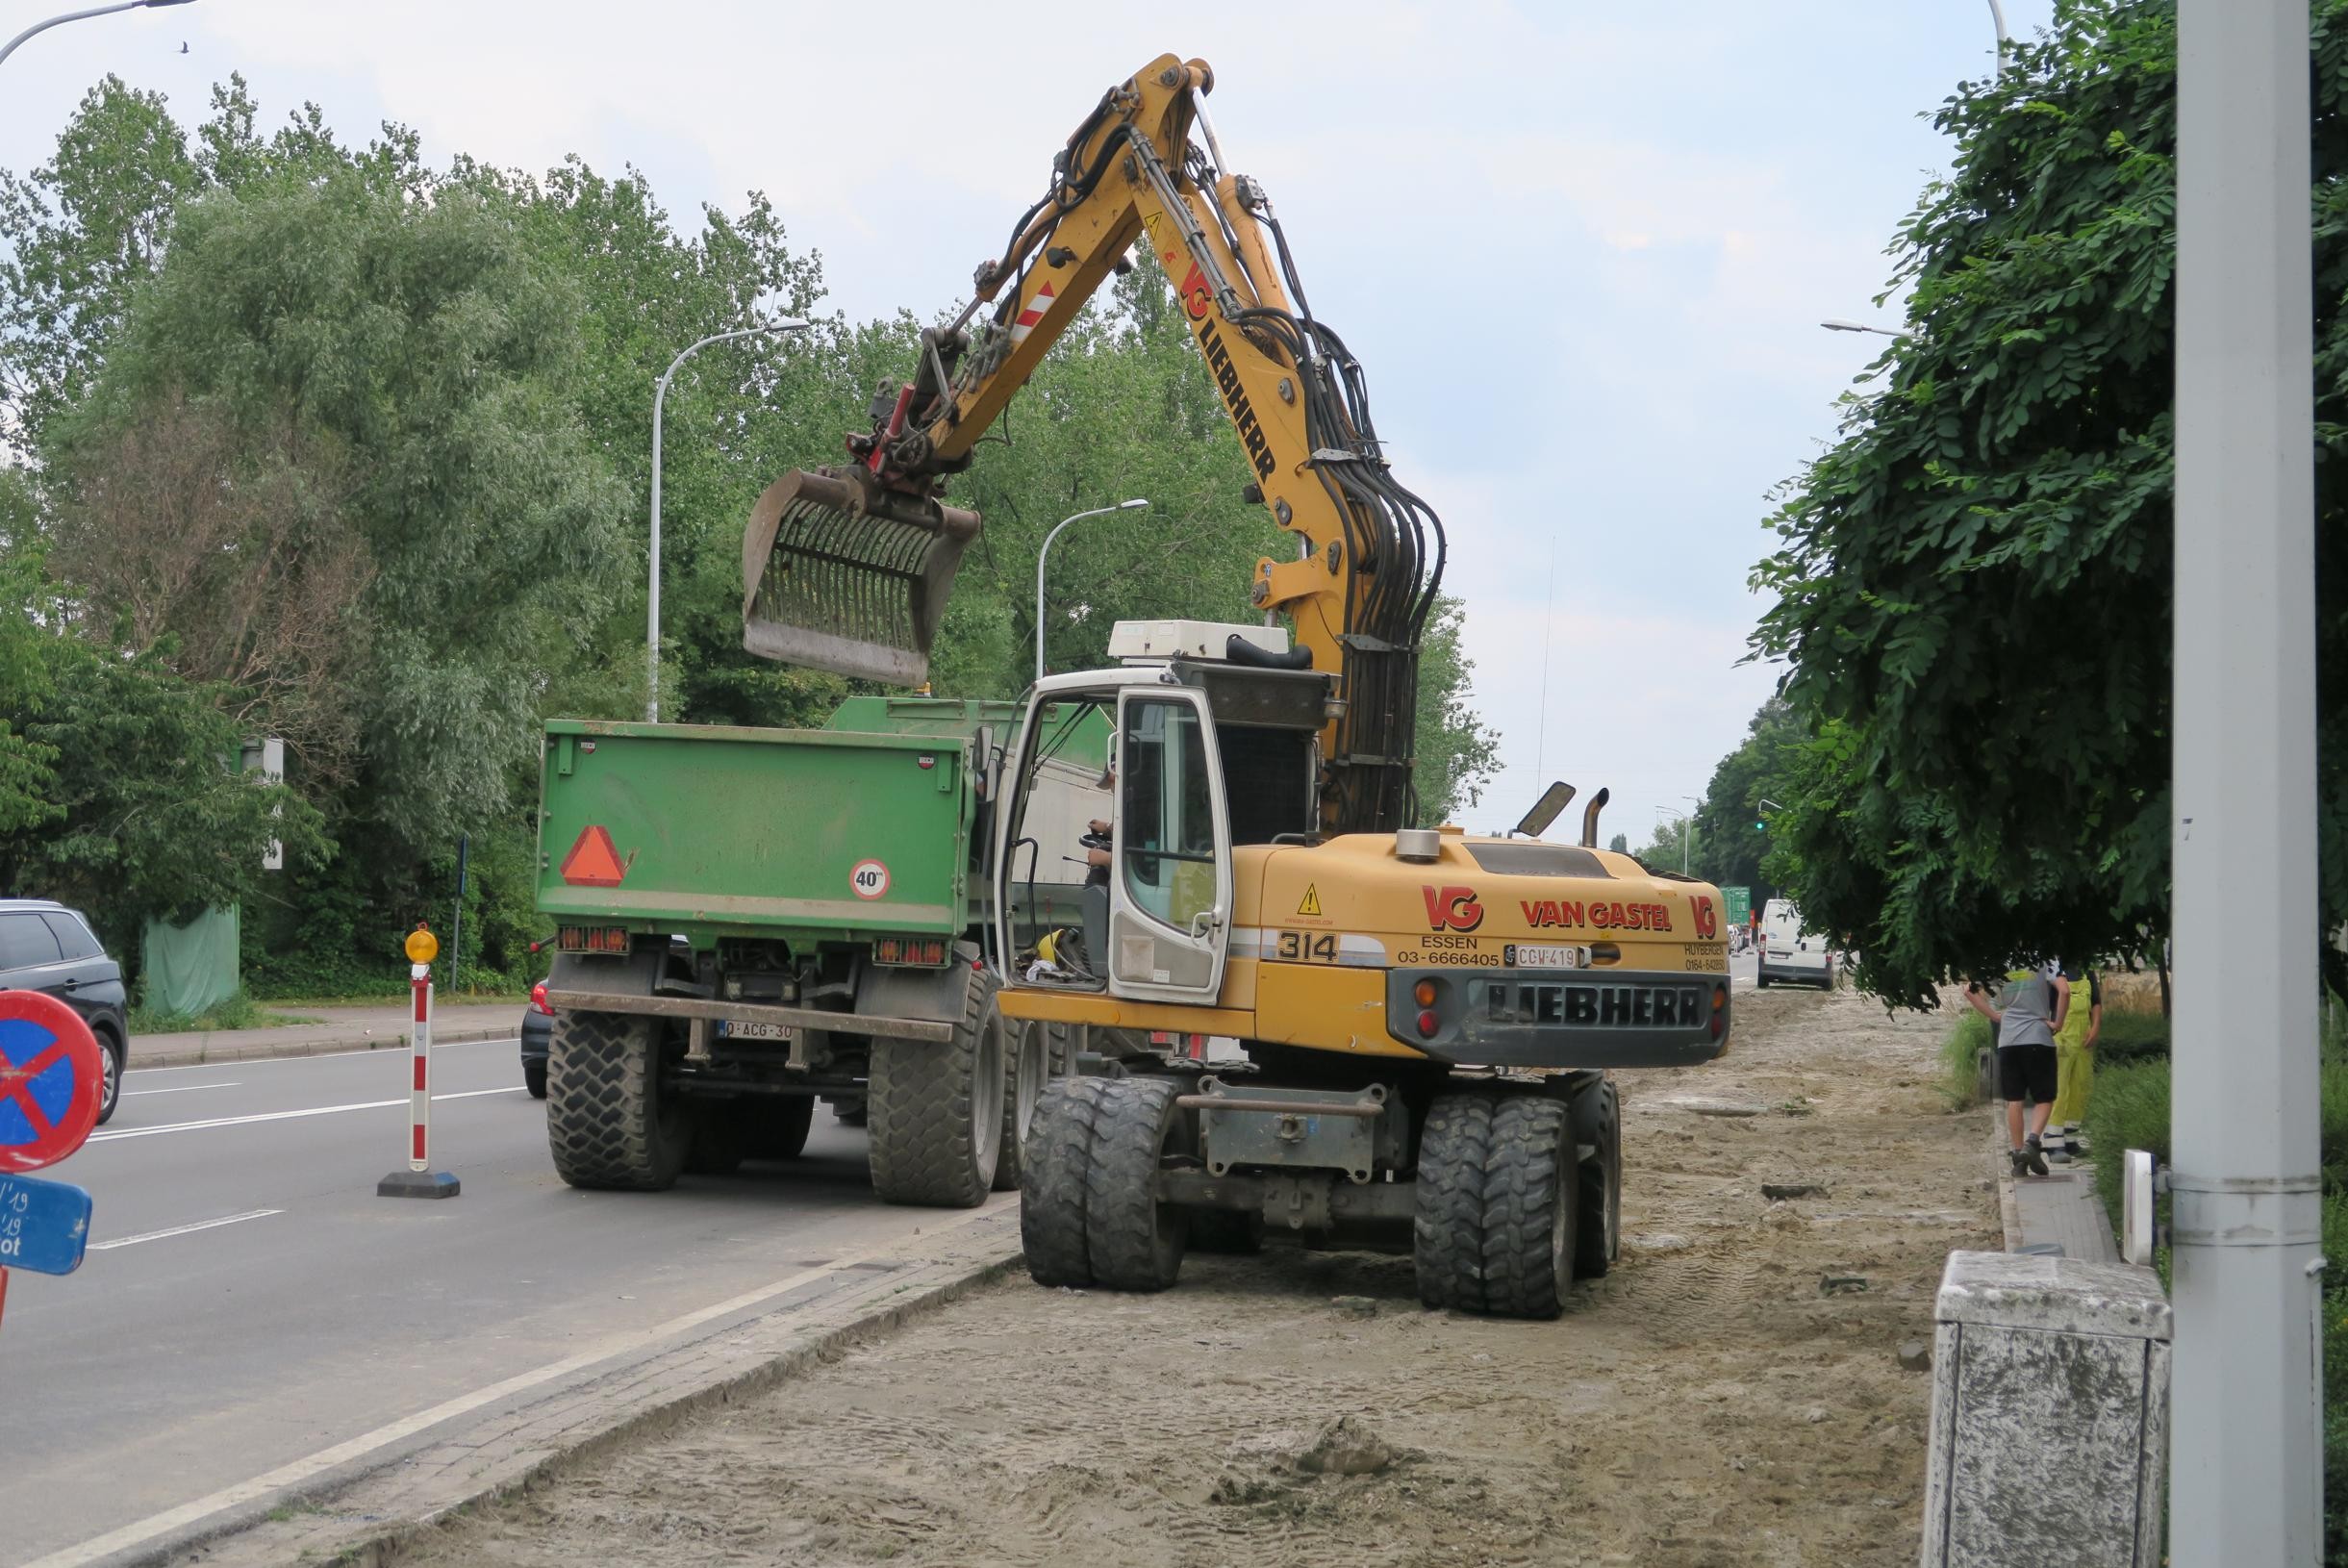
399, 983, 1993, 1568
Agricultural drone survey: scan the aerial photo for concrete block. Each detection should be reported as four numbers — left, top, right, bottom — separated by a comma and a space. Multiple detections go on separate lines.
1920, 1250, 2169, 1568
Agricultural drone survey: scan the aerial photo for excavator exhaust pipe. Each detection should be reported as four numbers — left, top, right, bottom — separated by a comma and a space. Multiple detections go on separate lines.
1578, 787, 1611, 848
741, 466, 982, 686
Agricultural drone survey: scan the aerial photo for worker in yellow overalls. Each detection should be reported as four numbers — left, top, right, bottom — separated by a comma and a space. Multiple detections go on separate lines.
2043, 961, 2102, 1165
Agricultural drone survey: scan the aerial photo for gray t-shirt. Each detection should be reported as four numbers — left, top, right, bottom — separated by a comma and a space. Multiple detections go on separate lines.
1994, 969, 2060, 1050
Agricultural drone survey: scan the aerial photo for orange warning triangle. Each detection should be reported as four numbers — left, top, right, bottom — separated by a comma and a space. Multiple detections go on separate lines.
561, 824, 627, 887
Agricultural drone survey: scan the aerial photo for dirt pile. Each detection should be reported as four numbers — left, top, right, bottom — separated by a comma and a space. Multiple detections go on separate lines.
399, 983, 1993, 1568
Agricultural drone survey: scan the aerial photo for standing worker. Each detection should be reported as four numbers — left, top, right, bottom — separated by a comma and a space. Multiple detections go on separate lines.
2042, 960, 2103, 1165
1966, 962, 2072, 1177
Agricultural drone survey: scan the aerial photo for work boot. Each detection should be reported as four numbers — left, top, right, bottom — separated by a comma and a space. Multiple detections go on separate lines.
2024, 1136, 2050, 1177
2008, 1148, 2031, 1178
2046, 1144, 2074, 1165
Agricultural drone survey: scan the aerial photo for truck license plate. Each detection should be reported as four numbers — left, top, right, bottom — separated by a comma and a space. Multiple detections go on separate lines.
1508, 944, 1588, 970
719, 1020, 795, 1041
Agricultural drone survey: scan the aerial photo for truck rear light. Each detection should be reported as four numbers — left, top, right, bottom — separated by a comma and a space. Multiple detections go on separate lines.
874, 937, 948, 967
1710, 983, 1727, 1040
1413, 978, 1438, 1008
1416, 1009, 1439, 1037
531, 981, 554, 1017
557, 924, 630, 954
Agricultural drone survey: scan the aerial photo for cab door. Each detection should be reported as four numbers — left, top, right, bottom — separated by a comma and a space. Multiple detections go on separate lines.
1107, 687, 1232, 1003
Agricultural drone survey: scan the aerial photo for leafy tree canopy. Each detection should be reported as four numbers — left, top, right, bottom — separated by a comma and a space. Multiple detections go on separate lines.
1751, 0, 2346, 1005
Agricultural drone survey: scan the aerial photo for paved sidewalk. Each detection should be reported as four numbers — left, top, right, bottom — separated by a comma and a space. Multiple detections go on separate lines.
128, 999, 525, 1070
1991, 1122, 2120, 1263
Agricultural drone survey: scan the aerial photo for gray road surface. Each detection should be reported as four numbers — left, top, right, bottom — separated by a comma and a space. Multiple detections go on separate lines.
0, 1035, 931, 1566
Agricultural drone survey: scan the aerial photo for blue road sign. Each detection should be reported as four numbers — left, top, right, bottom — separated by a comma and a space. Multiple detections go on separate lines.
0, 1172, 92, 1277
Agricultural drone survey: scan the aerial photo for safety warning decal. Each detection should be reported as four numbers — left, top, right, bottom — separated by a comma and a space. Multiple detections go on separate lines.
560, 825, 627, 888
849, 859, 891, 900
1296, 884, 1323, 917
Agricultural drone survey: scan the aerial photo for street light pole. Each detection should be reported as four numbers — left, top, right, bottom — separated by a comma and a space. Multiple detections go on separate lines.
1820, 319, 1906, 340
0, 0, 194, 69
1034, 499, 1150, 682
647, 321, 807, 723
2171, 0, 2322, 1557
1986, 0, 2010, 71
1654, 805, 1693, 875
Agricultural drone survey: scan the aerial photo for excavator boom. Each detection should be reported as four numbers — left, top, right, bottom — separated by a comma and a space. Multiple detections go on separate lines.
743, 53, 1446, 834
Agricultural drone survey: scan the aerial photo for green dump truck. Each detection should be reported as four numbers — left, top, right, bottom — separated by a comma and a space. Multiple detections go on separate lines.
535, 696, 1109, 1204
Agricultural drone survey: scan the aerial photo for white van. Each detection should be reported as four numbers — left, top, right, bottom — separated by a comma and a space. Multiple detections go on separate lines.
1757, 898, 1835, 989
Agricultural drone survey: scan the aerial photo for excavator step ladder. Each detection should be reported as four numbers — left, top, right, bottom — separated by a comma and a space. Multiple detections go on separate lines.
740, 466, 982, 687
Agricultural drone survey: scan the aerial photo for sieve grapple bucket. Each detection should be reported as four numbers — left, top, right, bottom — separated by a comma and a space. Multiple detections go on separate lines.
740, 466, 982, 686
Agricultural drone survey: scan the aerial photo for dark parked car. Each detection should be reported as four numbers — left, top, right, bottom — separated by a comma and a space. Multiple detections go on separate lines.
0, 899, 128, 1124
520, 976, 552, 1099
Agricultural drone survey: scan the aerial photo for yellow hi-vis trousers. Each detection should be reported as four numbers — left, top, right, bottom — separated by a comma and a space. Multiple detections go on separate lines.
2050, 1038, 2093, 1125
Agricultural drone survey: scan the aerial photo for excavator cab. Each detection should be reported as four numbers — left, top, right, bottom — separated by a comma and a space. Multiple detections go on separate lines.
991, 621, 1325, 1001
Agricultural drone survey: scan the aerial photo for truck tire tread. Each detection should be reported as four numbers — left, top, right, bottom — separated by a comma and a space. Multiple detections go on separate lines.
1022, 1076, 1108, 1287
868, 970, 1001, 1207
1415, 1090, 1501, 1313
1481, 1097, 1577, 1319
545, 1009, 688, 1192
1081, 1075, 1187, 1292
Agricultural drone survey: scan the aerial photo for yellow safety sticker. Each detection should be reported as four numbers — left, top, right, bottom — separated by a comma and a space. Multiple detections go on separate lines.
1297, 884, 1323, 917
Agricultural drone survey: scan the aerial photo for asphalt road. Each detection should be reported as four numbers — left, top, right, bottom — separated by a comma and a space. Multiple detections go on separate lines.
4, 954, 1765, 1564
0, 1033, 950, 1567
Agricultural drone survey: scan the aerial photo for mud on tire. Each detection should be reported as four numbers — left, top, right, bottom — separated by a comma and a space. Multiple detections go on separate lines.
867, 968, 1004, 1207
546, 1009, 690, 1192
1414, 1089, 1579, 1319
1019, 1075, 1189, 1291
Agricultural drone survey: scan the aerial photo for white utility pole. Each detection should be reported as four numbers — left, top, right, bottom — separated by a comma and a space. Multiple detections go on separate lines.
2173, 1, 2324, 1559
1034, 499, 1149, 682
647, 321, 807, 722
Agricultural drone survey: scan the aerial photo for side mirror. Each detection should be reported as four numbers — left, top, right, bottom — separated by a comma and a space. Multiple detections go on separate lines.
1513, 780, 1576, 839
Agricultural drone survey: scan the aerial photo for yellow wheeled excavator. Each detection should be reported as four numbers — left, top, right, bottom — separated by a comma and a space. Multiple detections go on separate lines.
742, 53, 1730, 1318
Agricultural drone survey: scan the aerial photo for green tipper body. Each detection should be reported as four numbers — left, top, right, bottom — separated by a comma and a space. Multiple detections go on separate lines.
536, 700, 1108, 951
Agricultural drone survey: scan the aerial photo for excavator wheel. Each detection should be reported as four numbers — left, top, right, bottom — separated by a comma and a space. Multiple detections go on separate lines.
1571, 1080, 1623, 1279
1414, 1089, 1579, 1320
1019, 1075, 1190, 1292
991, 1017, 1055, 1192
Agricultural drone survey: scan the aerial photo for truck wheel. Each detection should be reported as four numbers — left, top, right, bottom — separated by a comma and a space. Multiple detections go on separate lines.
685, 1101, 746, 1176
546, 1009, 690, 1192
867, 970, 1005, 1207
1414, 1090, 1579, 1319
1082, 1075, 1189, 1292
1573, 1083, 1622, 1279
1022, 1077, 1108, 1287
991, 1018, 1052, 1192
523, 1057, 548, 1100
747, 1096, 816, 1161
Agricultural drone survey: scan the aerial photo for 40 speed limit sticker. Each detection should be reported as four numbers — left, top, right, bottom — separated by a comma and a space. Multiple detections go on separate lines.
849, 859, 891, 900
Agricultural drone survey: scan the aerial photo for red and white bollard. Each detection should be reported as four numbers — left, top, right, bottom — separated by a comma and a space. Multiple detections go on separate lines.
379, 923, 460, 1200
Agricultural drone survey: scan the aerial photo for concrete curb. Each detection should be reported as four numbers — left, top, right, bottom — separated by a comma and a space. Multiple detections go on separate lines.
130, 1027, 516, 1072
124, 1210, 1023, 1568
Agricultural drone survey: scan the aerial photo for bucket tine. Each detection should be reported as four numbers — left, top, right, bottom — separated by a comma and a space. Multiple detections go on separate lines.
741, 466, 982, 686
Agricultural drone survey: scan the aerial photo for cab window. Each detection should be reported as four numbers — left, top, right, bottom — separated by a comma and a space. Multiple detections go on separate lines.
1120, 697, 1216, 930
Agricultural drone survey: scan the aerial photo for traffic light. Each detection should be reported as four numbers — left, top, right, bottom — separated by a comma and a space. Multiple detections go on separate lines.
1755, 819, 1766, 831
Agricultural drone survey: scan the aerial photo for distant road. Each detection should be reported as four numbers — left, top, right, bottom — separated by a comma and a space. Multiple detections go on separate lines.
0, 1036, 957, 1566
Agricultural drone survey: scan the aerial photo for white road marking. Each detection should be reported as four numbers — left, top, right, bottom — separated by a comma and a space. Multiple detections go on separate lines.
122, 1036, 520, 1077
21, 1197, 1014, 1568
88, 1086, 525, 1144
88, 1208, 285, 1251
120, 1081, 241, 1098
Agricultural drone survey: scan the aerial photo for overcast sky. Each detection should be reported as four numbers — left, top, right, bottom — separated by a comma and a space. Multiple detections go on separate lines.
1, 0, 2057, 853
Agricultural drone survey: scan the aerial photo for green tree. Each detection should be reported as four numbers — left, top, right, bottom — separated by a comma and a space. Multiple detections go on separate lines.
1748, 0, 2348, 1004
61, 165, 627, 850
1689, 698, 1803, 905
1411, 595, 1504, 825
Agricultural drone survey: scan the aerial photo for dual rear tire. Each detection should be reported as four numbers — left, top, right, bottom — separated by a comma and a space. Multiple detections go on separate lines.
1021, 1075, 1190, 1292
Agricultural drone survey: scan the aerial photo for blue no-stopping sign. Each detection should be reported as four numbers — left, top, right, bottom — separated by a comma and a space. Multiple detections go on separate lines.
0, 1172, 93, 1277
